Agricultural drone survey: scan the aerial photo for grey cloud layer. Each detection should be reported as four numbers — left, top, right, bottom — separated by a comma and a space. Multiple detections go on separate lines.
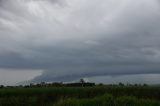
0, 0, 160, 82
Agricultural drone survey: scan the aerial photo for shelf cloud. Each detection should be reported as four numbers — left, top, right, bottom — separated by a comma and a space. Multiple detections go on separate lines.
0, 0, 160, 82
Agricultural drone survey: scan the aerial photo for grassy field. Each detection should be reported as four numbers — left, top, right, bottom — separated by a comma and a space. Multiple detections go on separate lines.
0, 85, 160, 106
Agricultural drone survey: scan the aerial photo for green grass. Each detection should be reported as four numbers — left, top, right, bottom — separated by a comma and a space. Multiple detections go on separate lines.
56, 94, 160, 106
0, 86, 160, 106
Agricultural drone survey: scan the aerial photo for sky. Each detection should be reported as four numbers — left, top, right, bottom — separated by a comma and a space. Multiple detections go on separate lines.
0, 0, 160, 85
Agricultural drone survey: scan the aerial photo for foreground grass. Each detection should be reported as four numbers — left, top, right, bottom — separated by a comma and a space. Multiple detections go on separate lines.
56, 94, 160, 106
0, 86, 160, 106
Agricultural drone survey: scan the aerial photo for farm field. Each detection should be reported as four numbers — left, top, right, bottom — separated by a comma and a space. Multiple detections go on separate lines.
0, 85, 160, 106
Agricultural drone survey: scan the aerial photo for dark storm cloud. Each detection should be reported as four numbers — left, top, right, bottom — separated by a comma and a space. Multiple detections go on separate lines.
0, 0, 160, 82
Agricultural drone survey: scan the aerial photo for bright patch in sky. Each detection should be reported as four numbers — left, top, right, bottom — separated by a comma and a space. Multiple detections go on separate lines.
0, 69, 42, 85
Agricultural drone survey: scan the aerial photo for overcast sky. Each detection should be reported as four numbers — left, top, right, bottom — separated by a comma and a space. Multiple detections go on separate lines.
0, 0, 160, 85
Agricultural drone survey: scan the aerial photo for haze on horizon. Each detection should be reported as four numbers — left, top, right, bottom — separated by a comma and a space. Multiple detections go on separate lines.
0, 0, 160, 85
